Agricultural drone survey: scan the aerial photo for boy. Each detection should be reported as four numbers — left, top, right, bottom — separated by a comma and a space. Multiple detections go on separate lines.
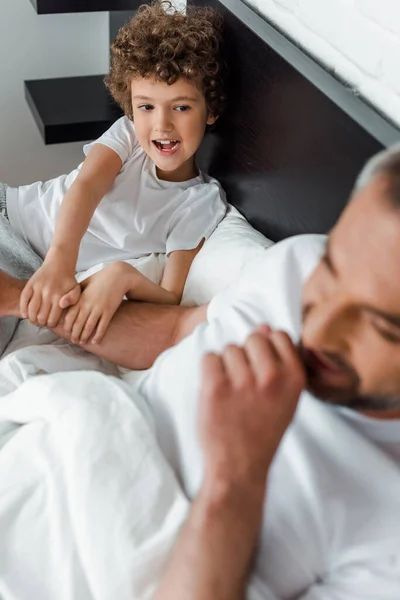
0, 1, 227, 347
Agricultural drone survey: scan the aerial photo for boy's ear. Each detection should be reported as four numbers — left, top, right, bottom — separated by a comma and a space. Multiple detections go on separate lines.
206, 113, 218, 125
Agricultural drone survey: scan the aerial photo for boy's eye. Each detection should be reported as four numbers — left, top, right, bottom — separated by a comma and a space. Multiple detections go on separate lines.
138, 104, 154, 111
174, 105, 191, 112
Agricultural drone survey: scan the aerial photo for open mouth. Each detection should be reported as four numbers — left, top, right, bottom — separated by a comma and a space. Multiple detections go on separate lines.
152, 139, 180, 153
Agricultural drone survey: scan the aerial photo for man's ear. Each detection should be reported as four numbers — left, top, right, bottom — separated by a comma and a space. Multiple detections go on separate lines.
206, 113, 218, 126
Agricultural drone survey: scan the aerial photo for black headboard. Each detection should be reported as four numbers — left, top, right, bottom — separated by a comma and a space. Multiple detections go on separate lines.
191, 0, 400, 241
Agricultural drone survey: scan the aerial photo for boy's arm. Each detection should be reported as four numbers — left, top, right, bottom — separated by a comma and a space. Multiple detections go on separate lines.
20, 145, 122, 328
59, 243, 203, 344
48, 144, 122, 267
117, 241, 204, 305
157, 240, 204, 303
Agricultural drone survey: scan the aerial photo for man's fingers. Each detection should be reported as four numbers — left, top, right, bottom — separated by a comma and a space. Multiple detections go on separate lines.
244, 329, 279, 375
254, 324, 272, 338
201, 352, 228, 396
222, 344, 255, 391
269, 331, 306, 386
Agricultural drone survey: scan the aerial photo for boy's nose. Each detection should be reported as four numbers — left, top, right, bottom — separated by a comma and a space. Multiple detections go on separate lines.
154, 111, 173, 134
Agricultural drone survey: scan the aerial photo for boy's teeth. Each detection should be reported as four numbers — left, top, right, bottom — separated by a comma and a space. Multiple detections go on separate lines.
155, 140, 179, 150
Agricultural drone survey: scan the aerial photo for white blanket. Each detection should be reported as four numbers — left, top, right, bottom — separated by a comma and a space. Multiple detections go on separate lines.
0, 209, 277, 599
0, 362, 189, 599
0, 251, 191, 600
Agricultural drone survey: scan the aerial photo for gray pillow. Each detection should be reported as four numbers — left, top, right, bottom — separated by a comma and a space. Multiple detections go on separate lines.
0, 214, 42, 356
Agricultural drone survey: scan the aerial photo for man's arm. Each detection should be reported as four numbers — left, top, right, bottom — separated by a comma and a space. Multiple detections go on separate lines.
155, 476, 266, 600
155, 325, 305, 600
0, 269, 207, 370
66, 300, 207, 370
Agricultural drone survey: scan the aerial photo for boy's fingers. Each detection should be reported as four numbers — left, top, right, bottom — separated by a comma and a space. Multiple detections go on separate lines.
47, 304, 63, 329
59, 284, 80, 309
79, 312, 101, 344
28, 293, 42, 325
37, 297, 52, 326
91, 314, 112, 345
20, 285, 33, 319
63, 305, 80, 334
71, 310, 89, 343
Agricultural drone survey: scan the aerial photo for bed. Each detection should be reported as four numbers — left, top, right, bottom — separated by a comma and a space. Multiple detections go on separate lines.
1, 1, 399, 599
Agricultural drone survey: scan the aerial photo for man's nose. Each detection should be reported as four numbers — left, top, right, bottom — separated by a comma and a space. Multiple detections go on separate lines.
302, 297, 354, 353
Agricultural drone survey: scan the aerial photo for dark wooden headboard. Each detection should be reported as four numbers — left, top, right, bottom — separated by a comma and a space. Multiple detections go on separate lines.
191, 0, 400, 242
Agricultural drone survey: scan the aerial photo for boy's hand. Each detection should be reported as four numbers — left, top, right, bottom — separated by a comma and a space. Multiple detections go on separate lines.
20, 258, 80, 328
61, 262, 128, 345
199, 325, 306, 487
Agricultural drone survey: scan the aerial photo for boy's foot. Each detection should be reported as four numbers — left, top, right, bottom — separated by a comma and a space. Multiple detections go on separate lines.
0, 270, 24, 318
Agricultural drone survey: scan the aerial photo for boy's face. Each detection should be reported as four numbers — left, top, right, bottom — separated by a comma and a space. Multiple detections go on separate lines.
130, 77, 216, 182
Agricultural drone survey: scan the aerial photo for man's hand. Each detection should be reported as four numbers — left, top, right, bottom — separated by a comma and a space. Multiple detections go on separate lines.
154, 326, 306, 600
199, 325, 306, 486
20, 256, 80, 328
60, 262, 128, 345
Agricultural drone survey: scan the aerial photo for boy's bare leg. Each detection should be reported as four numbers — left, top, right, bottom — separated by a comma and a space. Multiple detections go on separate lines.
0, 270, 208, 369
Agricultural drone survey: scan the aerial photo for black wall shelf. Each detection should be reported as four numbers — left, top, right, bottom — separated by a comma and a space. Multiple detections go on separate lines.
30, 0, 142, 14
25, 5, 141, 144
25, 75, 123, 144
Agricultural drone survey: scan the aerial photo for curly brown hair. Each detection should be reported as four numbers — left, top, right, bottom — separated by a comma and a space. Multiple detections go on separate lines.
105, 1, 226, 121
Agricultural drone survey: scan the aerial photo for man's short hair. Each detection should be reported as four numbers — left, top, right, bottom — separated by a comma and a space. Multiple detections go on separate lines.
354, 144, 400, 206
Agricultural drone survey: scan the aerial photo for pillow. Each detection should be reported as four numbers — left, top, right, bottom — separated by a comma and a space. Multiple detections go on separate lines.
181, 204, 273, 306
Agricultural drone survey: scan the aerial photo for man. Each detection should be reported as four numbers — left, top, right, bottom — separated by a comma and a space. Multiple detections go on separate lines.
1, 145, 400, 598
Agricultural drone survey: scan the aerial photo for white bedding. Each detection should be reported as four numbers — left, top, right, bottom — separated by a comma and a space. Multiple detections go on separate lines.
0, 206, 273, 599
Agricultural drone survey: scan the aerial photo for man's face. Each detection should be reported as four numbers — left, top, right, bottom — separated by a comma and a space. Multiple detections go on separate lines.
301, 176, 400, 414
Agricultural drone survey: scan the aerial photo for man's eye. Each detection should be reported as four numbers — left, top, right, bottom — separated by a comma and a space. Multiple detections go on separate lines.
373, 323, 400, 344
174, 105, 191, 112
322, 253, 334, 273
138, 105, 153, 111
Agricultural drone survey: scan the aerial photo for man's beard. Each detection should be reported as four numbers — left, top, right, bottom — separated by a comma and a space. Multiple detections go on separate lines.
298, 341, 400, 412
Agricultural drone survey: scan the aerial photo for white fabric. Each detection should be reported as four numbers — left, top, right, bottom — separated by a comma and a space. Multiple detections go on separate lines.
0, 339, 275, 600
0, 370, 189, 600
7, 117, 226, 271
1, 233, 400, 598
182, 204, 274, 306
133, 234, 400, 599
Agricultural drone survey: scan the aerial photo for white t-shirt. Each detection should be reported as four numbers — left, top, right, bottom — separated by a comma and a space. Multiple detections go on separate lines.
7, 117, 227, 271
135, 234, 400, 599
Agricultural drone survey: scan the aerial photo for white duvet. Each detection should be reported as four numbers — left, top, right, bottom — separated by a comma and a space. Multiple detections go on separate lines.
2, 229, 400, 600
0, 332, 190, 600
0, 207, 274, 599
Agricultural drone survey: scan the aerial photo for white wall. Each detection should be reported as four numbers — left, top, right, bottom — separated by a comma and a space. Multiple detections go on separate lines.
0, 0, 109, 185
249, 0, 400, 128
